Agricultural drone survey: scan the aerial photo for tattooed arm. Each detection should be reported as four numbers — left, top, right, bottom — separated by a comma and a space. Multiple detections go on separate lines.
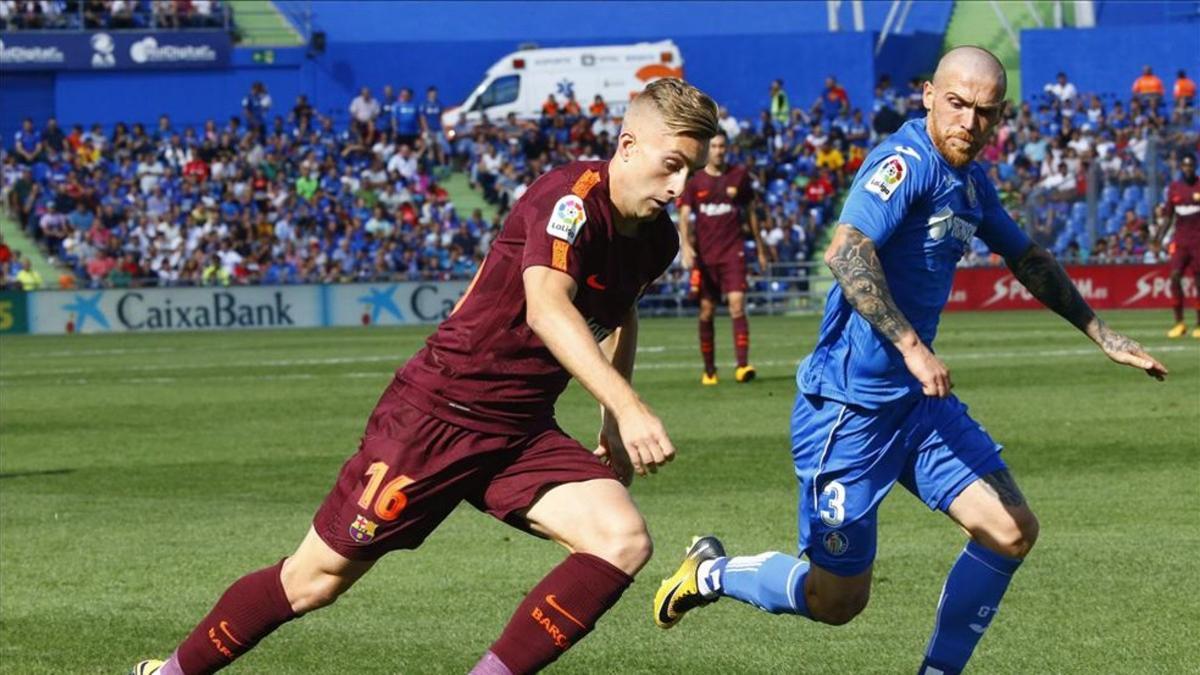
825, 224, 954, 397
1004, 243, 1168, 380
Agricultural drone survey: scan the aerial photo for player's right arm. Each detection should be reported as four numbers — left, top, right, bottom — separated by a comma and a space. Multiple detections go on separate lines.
827, 145, 952, 397
824, 225, 952, 397
523, 266, 675, 477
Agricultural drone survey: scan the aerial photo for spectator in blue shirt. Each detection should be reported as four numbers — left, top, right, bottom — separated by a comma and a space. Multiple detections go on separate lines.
392, 88, 420, 149
420, 85, 447, 166
14, 118, 42, 165
242, 82, 272, 135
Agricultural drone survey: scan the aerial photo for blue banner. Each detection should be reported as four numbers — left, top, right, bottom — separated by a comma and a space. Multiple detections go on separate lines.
0, 30, 230, 71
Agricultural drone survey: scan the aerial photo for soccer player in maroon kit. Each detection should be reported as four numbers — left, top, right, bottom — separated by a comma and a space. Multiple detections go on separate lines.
1163, 152, 1200, 338
677, 130, 766, 385
131, 79, 720, 675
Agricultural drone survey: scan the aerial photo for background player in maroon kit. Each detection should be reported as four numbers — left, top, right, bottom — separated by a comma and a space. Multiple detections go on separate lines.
677, 130, 766, 385
131, 79, 719, 675
1162, 152, 1200, 338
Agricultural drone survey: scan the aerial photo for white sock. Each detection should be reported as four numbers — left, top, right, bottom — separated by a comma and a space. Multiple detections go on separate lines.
696, 558, 724, 598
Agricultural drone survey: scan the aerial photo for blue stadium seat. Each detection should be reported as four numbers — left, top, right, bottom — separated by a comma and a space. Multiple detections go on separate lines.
1101, 185, 1120, 203
1070, 202, 1088, 219
1135, 201, 1150, 219
1122, 185, 1143, 203
769, 178, 788, 195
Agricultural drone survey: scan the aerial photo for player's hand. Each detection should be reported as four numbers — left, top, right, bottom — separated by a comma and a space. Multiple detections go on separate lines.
594, 418, 635, 485
757, 250, 771, 274
611, 401, 676, 478
1096, 325, 1168, 381
681, 244, 696, 271
902, 341, 953, 398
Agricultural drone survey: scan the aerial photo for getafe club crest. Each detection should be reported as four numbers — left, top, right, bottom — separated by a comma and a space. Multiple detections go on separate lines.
823, 530, 849, 556
349, 514, 378, 543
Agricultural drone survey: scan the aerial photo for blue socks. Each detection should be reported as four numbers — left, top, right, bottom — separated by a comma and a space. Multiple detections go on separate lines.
919, 540, 1022, 675
712, 552, 812, 617
708, 541, 1021, 675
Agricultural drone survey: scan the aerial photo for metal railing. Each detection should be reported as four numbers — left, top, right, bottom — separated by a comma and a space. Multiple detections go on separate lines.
639, 261, 831, 317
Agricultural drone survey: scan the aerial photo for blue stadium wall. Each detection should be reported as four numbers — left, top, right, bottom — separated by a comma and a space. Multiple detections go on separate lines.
1, 1, 955, 139
1020, 24, 1200, 102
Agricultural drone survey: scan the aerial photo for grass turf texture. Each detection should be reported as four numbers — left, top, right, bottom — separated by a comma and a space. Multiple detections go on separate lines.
1, 309, 1196, 674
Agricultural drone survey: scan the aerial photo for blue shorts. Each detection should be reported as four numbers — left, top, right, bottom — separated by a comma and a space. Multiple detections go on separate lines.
790, 393, 1005, 576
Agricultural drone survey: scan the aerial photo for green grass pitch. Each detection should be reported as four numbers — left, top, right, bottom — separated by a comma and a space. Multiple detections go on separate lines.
1, 309, 1196, 674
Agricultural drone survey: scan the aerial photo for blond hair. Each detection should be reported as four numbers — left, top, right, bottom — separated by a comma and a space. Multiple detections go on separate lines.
633, 78, 720, 140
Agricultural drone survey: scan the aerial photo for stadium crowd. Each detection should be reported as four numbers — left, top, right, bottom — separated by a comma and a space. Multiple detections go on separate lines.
2, 65, 1198, 294
0, 0, 228, 30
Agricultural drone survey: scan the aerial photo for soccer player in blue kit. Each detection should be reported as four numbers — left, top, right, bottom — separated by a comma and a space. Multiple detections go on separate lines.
654, 46, 1169, 674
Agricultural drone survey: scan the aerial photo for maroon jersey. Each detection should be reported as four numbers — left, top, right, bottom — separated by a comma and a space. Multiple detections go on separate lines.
397, 160, 678, 434
679, 165, 753, 265
1167, 179, 1200, 244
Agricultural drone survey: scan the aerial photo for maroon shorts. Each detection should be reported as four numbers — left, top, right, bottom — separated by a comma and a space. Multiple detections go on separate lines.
313, 382, 616, 560
1170, 238, 1200, 275
696, 254, 748, 300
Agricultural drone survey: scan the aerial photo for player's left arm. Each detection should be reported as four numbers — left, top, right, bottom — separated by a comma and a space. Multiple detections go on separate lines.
746, 194, 769, 271
978, 178, 1168, 380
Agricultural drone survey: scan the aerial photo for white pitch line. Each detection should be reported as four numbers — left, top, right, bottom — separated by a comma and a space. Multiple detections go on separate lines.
1, 345, 1193, 387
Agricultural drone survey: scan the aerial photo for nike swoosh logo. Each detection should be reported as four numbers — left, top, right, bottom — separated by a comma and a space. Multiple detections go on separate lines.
586, 274, 607, 291
968, 623, 987, 634
657, 580, 684, 626
545, 594, 587, 629
219, 620, 245, 646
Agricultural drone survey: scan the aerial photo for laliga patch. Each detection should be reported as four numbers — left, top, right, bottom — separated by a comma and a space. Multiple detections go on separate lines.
823, 530, 849, 556
547, 194, 587, 244
864, 154, 907, 202
349, 514, 378, 544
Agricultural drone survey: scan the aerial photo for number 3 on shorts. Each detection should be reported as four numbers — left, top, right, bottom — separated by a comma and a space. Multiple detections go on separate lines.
357, 461, 415, 521
819, 480, 846, 527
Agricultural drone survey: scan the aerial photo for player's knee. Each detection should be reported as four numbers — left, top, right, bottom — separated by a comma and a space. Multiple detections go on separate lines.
577, 516, 653, 575
281, 566, 351, 614
698, 305, 715, 321
982, 510, 1040, 559
811, 587, 870, 626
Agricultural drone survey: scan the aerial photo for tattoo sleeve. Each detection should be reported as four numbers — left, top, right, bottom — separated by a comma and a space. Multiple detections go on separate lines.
1005, 244, 1096, 333
826, 226, 915, 344
980, 469, 1026, 507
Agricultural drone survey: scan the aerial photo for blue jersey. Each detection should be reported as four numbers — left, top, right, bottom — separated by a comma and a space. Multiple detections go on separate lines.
420, 100, 442, 131
799, 119, 1032, 408
393, 101, 420, 136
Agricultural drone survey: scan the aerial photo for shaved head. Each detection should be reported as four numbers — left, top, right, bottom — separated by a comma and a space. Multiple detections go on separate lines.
933, 46, 1007, 95
923, 45, 1008, 167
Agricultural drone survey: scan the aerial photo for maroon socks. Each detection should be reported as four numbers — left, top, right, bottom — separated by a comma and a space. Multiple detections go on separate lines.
733, 315, 750, 367
168, 560, 296, 674
699, 318, 716, 375
482, 553, 633, 674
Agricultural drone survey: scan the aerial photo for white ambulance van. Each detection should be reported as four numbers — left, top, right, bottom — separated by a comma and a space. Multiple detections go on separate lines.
442, 40, 684, 131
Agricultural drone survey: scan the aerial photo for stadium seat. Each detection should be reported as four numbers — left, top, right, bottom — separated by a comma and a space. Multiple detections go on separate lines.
1135, 201, 1150, 219
1122, 186, 1143, 204
1101, 185, 1120, 203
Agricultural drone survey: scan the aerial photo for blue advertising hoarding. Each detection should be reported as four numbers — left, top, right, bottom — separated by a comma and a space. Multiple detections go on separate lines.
0, 30, 230, 71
